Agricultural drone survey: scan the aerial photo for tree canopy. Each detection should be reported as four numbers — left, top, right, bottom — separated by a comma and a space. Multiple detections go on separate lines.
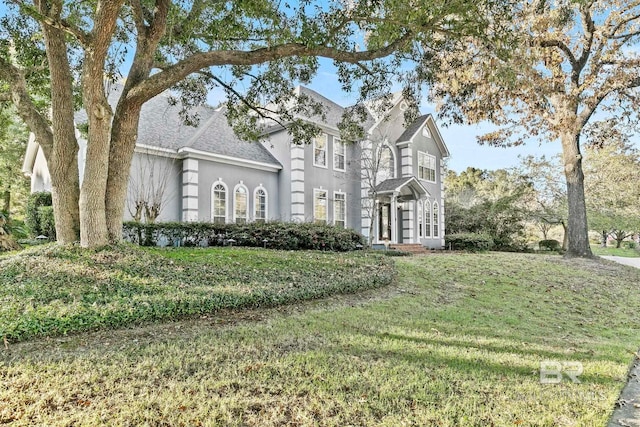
430, 0, 640, 257
0, 0, 509, 248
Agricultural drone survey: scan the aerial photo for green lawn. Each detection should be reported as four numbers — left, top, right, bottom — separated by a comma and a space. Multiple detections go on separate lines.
0, 244, 393, 342
591, 244, 640, 257
1, 250, 639, 425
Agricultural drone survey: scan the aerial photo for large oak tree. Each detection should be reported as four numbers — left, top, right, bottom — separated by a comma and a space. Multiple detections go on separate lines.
430, 0, 640, 257
0, 0, 506, 248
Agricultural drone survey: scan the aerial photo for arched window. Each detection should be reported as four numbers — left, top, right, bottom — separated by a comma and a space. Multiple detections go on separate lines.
424, 201, 431, 238
212, 181, 228, 224
254, 187, 267, 223
433, 202, 439, 238
417, 200, 423, 238
234, 183, 248, 224
376, 144, 395, 182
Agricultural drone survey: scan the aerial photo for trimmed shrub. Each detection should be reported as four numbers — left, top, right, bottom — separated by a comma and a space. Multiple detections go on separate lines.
445, 233, 494, 252
25, 192, 53, 237
624, 241, 637, 250
37, 206, 56, 240
538, 239, 560, 251
122, 221, 366, 251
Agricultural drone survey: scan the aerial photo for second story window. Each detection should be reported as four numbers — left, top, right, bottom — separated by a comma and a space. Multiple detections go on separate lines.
334, 138, 345, 171
313, 134, 327, 167
418, 152, 436, 182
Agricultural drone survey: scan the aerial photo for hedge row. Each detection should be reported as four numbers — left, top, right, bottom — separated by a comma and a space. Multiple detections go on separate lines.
445, 233, 495, 252
123, 221, 365, 251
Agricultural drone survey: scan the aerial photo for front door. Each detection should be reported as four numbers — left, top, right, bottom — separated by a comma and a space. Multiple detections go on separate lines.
378, 204, 391, 241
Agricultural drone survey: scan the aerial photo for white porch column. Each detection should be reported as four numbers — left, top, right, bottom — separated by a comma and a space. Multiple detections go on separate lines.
182, 158, 199, 222
291, 144, 305, 222
390, 194, 397, 244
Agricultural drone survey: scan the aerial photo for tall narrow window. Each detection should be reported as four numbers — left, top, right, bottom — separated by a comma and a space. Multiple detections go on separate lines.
234, 185, 248, 224
433, 202, 439, 238
212, 182, 227, 224
376, 145, 395, 182
314, 189, 328, 223
254, 187, 267, 223
334, 138, 345, 171
425, 201, 431, 237
418, 152, 436, 182
417, 200, 423, 238
334, 192, 346, 228
313, 134, 327, 167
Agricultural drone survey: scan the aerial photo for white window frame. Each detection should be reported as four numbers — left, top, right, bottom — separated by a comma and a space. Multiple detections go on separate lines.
333, 138, 346, 172
211, 180, 228, 224
313, 188, 328, 223
418, 151, 437, 182
377, 144, 396, 180
333, 191, 346, 228
433, 201, 439, 238
424, 200, 431, 238
233, 182, 249, 224
253, 186, 268, 223
313, 134, 328, 168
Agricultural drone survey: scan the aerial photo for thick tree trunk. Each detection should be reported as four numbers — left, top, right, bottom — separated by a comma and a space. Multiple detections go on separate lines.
561, 131, 593, 258
78, 1, 124, 248
79, 82, 112, 248
41, 15, 81, 244
105, 102, 143, 242
561, 221, 568, 250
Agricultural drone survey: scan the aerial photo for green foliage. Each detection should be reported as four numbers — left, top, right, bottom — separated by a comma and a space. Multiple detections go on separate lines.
445, 197, 527, 251
24, 191, 52, 237
0, 245, 394, 342
122, 221, 365, 252
37, 206, 55, 240
538, 239, 560, 251
0, 107, 31, 217
445, 233, 494, 251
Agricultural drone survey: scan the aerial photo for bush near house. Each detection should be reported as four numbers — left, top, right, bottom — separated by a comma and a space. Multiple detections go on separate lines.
24, 191, 53, 238
123, 221, 365, 251
445, 232, 494, 251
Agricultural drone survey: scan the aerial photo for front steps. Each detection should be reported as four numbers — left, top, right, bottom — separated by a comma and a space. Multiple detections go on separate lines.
389, 243, 429, 254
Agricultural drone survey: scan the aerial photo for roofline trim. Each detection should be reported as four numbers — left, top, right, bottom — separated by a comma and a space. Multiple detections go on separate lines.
177, 147, 282, 172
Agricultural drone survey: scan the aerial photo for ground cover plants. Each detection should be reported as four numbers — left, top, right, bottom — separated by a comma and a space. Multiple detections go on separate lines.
0, 244, 393, 342
1, 250, 639, 425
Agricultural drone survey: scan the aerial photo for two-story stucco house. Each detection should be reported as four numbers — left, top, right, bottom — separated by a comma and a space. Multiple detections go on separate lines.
22, 85, 449, 248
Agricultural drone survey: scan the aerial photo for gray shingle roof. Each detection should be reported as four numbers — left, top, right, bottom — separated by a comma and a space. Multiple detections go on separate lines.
374, 177, 416, 193
397, 114, 430, 143
75, 84, 280, 167
185, 106, 281, 166
296, 86, 345, 128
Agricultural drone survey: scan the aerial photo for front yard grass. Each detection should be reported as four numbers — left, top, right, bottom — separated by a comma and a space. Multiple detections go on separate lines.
1, 251, 639, 425
0, 244, 393, 342
591, 244, 640, 257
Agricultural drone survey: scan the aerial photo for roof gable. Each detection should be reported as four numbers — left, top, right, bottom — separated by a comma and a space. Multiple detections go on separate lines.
396, 114, 450, 157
